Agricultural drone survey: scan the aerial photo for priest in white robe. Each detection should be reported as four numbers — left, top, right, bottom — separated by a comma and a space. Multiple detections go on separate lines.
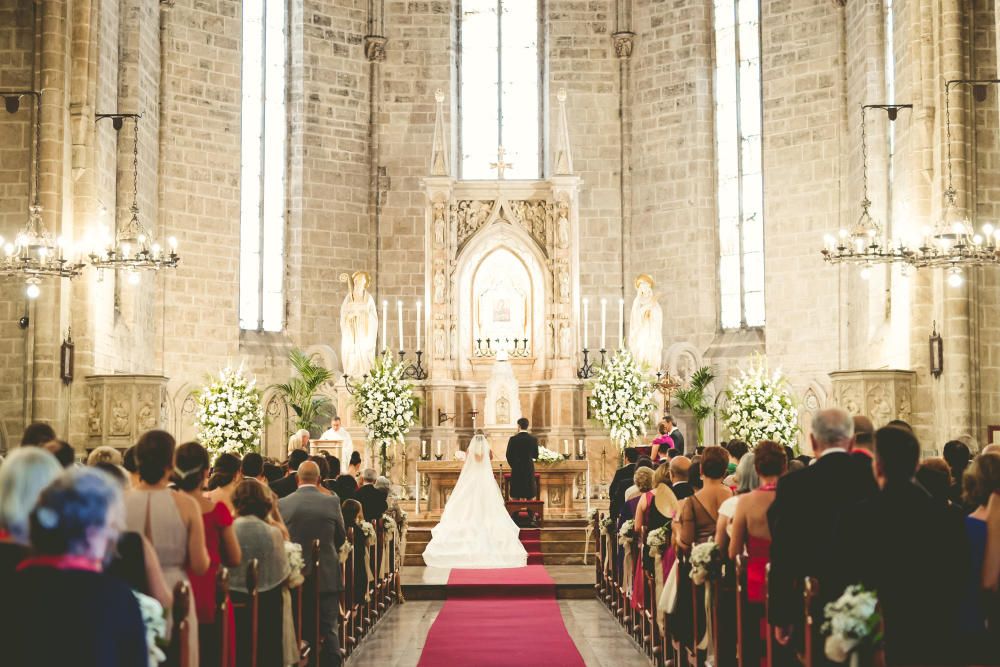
319, 415, 355, 464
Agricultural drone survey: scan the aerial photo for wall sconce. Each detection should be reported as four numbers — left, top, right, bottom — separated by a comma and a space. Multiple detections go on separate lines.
437, 408, 455, 426
60, 328, 75, 384
929, 321, 943, 379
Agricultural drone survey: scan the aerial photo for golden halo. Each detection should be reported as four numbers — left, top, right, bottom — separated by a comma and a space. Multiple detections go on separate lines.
352, 270, 372, 286
634, 273, 655, 289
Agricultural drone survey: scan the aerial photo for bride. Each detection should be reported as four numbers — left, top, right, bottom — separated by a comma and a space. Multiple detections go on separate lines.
422, 433, 528, 568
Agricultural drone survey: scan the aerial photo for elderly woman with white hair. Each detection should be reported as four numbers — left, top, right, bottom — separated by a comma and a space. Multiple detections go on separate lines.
287, 428, 311, 456
0, 467, 148, 667
0, 447, 62, 584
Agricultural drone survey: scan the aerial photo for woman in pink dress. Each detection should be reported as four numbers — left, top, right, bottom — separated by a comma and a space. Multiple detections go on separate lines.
728, 440, 787, 667
176, 443, 242, 667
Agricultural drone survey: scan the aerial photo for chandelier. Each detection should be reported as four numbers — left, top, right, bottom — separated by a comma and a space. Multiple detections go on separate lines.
0, 91, 85, 298
89, 115, 179, 282
821, 104, 913, 275
906, 80, 1000, 286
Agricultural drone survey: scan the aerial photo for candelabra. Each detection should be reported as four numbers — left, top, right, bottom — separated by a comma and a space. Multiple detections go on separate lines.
577, 347, 607, 379
398, 349, 428, 380
473, 337, 530, 358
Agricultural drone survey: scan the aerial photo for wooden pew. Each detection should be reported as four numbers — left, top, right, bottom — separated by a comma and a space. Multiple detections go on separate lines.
800, 577, 819, 667
764, 564, 774, 667
230, 559, 259, 667
216, 567, 231, 667
172, 581, 192, 667
308, 539, 321, 667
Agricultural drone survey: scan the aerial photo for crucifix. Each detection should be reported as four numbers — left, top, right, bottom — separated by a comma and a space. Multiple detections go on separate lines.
489, 146, 513, 180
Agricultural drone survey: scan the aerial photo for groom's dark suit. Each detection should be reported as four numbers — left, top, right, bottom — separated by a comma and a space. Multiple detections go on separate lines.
505, 430, 539, 500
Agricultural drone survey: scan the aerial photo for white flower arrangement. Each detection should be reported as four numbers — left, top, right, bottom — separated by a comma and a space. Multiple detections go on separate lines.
285, 541, 305, 588
722, 356, 799, 448
588, 508, 598, 522
618, 519, 636, 546
590, 350, 656, 450
690, 540, 723, 585
133, 590, 167, 667
536, 445, 566, 464
453, 450, 466, 461
194, 366, 264, 458
382, 515, 397, 541
822, 585, 882, 663
646, 522, 672, 554
599, 515, 614, 535
351, 354, 417, 455
359, 520, 376, 542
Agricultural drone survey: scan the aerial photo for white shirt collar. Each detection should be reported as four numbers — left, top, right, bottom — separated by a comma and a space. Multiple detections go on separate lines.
297, 483, 318, 489
815, 447, 848, 461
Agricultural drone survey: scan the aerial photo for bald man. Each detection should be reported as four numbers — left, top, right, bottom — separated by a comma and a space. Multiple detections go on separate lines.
279, 461, 346, 666
668, 456, 694, 500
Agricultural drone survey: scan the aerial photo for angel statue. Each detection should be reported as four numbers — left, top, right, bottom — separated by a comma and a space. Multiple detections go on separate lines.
339, 271, 378, 378
628, 274, 664, 372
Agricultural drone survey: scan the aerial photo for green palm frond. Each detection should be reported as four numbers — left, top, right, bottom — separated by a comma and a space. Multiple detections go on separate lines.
672, 365, 716, 446
269, 349, 335, 431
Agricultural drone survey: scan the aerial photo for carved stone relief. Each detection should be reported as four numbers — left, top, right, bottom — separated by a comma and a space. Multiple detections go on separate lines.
508, 199, 551, 249
454, 200, 495, 248
829, 370, 916, 430
85, 375, 169, 446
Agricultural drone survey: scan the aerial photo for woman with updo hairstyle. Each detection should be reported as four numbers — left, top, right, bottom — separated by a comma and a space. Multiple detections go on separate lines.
631, 465, 678, 609
957, 452, 1000, 657
124, 430, 209, 666
176, 442, 241, 667
347, 450, 363, 479
341, 498, 369, 596
1, 468, 147, 667
207, 452, 243, 513
230, 480, 288, 667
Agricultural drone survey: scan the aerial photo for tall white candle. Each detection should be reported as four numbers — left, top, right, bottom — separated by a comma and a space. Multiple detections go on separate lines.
397, 301, 403, 351
618, 298, 625, 349
436, 439, 442, 457
421, 440, 427, 457
563, 439, 569, 456
416, 473, 421, 515
578, 438, 584, 457
586, 465, 591, 514
582, 298, 589, 350
381, 300, 388, 351
600, 298, 607, 350
416, 300, 422, 351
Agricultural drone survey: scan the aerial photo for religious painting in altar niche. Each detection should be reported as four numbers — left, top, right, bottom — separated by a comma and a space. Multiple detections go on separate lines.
472, 248, 532, 354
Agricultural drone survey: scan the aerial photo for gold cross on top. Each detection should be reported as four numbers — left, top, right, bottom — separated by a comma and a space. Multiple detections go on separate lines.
489, 146, 513, 180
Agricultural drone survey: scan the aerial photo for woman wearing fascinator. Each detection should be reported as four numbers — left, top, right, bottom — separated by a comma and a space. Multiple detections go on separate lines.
421, 431, 528, 569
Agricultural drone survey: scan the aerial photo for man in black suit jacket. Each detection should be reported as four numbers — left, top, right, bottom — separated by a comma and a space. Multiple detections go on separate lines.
664, 414, 687, 456
270, 448, 310, 499
355, 469, 389, 521
668, 455, 694, 500
506, 418, 539, 500
608, 447, 641, 520
839, 427, 968, 665
767, 409, 878, 644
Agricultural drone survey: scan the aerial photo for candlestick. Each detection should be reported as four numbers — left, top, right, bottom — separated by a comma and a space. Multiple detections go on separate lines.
618, 298, 625, 349
582, 297, 589, 350
578, 438, 584, 457
600, 298, 607, 350
416, 300, 422, 351
421, 439, 427, 458
397, 300, 403, 351
382, 300, 388, 352
563, 439, 569, 456
436, 439, 442, 457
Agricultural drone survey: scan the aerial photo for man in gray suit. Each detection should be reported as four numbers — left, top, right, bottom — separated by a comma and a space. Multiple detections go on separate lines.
279, 461, 346, 666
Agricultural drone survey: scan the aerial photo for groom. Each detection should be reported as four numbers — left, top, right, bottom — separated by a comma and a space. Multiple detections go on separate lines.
506, 418, 539, 500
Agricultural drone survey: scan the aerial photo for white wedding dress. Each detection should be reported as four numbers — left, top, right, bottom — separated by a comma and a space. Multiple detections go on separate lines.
422, 434, 528, 569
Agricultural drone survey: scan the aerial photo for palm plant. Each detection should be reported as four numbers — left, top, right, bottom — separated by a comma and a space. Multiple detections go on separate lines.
270, 349, 335, 433
673, 366, 716, 447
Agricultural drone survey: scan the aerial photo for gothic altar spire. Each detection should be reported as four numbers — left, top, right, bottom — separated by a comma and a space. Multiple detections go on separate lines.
552, 88, 574, 176
429, 89, 450, 177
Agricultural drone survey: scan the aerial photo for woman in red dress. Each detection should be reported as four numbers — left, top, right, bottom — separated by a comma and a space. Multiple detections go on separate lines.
176, 443, 242, 667
728, 440, 787, 667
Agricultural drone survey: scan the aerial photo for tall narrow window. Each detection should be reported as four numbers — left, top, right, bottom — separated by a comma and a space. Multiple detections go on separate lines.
459, 0, 541, 180
240, 0, 286, 332
714, 0, 764, 330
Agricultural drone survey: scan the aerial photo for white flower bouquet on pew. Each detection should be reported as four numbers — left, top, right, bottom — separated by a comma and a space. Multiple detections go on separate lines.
285, 541, 305, 588
689, 540, 723, 585
822, 585, 882, 663
134, 590, 167, 667
618, 519, 636, 546
382, 515, 397, 540
646, 522, 672, 555
359, 520, 376, 542
599, 516, 614, 535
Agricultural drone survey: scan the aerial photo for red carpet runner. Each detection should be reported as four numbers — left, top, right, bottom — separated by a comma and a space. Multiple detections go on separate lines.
416, 565, 585, 666
520, 528, 544, 565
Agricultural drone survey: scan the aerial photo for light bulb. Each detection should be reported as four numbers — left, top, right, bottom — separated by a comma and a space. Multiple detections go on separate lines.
138, 234, 146, 245
121, 242, 131, 257
38, 246, 47, 259
823, 234, 836, 248
860, 266, 872, 280
151, 243, 161, 257
127, 271, 141, 286
25, 283, 40, 299
952, 222, 967, 236
974, 234, 983, 245
984, 223, 995, 237
947, 269, 964, 288
3, 243, 12, 256
168, 236, 178, 250
839, 228, 849, 239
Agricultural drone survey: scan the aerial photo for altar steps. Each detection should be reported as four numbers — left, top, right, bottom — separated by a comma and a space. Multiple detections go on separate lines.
402, 518, 595, 567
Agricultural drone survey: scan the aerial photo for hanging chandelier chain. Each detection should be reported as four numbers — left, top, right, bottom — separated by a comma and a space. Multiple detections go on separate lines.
944, 81, 954, 199
32, 92, 40, 210
132, 117, 139, 211
860, 105, 870, 206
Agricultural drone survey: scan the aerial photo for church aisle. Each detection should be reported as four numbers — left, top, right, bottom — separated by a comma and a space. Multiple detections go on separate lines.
347, 584, 650, 666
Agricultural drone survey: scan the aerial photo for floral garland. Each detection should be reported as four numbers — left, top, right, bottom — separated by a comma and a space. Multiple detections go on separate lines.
195, 366, 264, 458
822, 585, 882, 663
536, 445, 566, 464
285, 541, 305, 588
722, 357, 799, 448
351, 354, 416, 449
690, 540, 723, 585
134, 591, 167, 667
590, 349, 656, 449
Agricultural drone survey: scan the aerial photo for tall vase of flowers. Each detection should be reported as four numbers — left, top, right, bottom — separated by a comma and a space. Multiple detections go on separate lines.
195, 366, 264, 458
590, 350, 656, 450
351, 354, 417, 475
722, 356, 799, 447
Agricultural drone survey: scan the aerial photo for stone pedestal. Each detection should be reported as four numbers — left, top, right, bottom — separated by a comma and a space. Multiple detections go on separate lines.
828, 370, 916, 429
84, 375, 170, 448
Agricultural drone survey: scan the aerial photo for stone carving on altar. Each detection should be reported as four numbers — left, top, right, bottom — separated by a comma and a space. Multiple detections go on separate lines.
339, 271, 378, 377
484, 350, 521, 426
628, 274, 664, 371
433, 323, 446, 359
509, 200, 550, 249
433, 200, 446, 247
829, 369, 916, 429
558, 321, 572, 359
558, 266, 570, 302
556, 199, 570, 249
455, 200, 495, 248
